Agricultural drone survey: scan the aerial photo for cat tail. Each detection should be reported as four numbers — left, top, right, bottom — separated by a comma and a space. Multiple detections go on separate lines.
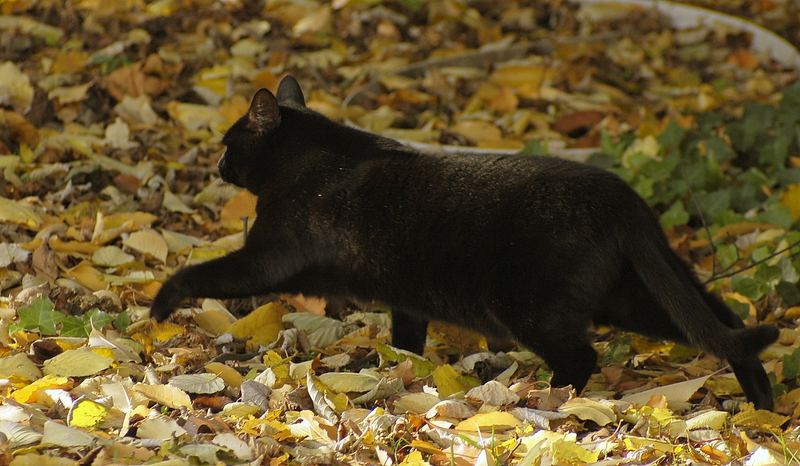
626, 218, 778, 362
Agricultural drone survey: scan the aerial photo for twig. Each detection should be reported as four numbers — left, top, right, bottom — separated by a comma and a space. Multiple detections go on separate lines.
705, 238, 800, 283
681, 166, 718, 277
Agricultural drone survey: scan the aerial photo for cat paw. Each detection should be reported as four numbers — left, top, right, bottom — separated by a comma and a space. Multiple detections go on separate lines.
150, 286, 182, 322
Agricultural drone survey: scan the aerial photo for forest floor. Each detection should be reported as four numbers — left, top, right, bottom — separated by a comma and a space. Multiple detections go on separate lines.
1, 0, 800, 464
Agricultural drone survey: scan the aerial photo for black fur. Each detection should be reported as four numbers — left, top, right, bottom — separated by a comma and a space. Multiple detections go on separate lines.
152, 76, 779, 410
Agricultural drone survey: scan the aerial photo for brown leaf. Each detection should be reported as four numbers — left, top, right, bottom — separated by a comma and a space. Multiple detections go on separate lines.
193, 395, 233, 412
0, 110, 39, 147
552, 111, 605, 137
103, 62, 170, 101
32, 238, 57, 281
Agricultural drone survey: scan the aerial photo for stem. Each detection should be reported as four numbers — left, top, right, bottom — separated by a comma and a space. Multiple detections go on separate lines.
705, 238, 800, 283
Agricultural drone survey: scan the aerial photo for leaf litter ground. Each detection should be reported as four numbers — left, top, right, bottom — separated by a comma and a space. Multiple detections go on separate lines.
1, 0, 800, 464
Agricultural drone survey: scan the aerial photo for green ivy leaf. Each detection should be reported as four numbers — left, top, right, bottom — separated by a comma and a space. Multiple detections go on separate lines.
783, 348, 800, 381
60, 315, 89, 338
731, 275, 764, 301
716, 243, 739, 271
10, 296, 61, 336
660, 200, 689, 229
113, 311, 131, 332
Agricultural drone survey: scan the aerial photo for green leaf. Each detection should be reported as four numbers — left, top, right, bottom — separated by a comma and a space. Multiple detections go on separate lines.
660, 200, 689, 229
84, 308, 113, 330
724, 298, 750, 320
783, 348, 800, 381
376, 343, 434, 378
657, 121, 685, 155
755, 264, 782, 288
696, 190, 731, 222
12, 296, 61, 336
757, 127, 792, 167
60, 316, 89, 338
777, 281, 800, 306
518, 139, 548, 156
114, 312, 131, 332
716, 244, 739, 271
601, 334, 632, 365
731, 275, 764, 301
759, 204, 794, 229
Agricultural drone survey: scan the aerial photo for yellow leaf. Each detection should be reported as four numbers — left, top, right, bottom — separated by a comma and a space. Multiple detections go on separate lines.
11, 374, 71, 403
450, 120, 502, 146
228, 302, 287, 349
67, 398, 109, 428
685, 410, 729, 430
10, 454, 76, 466
123, 229, 168, 263
43, 348, 114, 377
51, 50, 88, 74
205, 362, 244, 389
220, 190, 258, 231
551, 438, 600, 464
138, 281, 161, 300
186, 246, 229, 265
219, 95, 249, 124
731, 405, 789, 432
65, 261, 107, 291
132, 383, 192, 409
455, 411, 521, 432
558, 398, 616, 426
623, 436, 674, 453
399, 450, 432, 466
48, 82, 93, 105
194, 309, 237, 336
785, 306, 800, 319
48, 237, 100, 254
432, 364, 469, 398
151, 322, 184, 343
781, 184, 800, 220
489, 65, 549, 98
166, 101, 227, 131
0, 61, 34, 113
103, 212, 158, 230
91, 245, 135, 267
410, 440, 444, 455
0, 196, 42, 228
162, 190, 194, 214
0, 353, 42, 382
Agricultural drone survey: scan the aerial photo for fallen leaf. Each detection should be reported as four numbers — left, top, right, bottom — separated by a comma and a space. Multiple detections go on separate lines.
220, 190, 258, 231
557, 398, 617, 426
123, 229, 168, 263
133, 383, 192, 410
0, 196, 42, 228
0, 61, 33, 113
168, 373, 226, 394
455, 411, 521, 432
228, 302, 287, 349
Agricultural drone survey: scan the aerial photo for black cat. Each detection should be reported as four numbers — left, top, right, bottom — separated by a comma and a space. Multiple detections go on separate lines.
152, 75, 779, 410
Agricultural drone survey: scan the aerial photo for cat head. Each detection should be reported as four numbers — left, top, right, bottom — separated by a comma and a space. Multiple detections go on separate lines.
218, 75, 306, 189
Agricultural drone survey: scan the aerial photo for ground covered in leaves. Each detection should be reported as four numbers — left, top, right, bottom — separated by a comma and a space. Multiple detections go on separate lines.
2, 0, 800, 464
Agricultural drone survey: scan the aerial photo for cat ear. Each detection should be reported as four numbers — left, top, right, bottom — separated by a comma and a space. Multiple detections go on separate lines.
276, 75, 305, 107
247, 88, 281, 133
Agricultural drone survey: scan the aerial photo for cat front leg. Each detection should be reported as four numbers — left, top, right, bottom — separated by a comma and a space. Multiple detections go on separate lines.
391, 310, 429, 355
151, 248, 285, 321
